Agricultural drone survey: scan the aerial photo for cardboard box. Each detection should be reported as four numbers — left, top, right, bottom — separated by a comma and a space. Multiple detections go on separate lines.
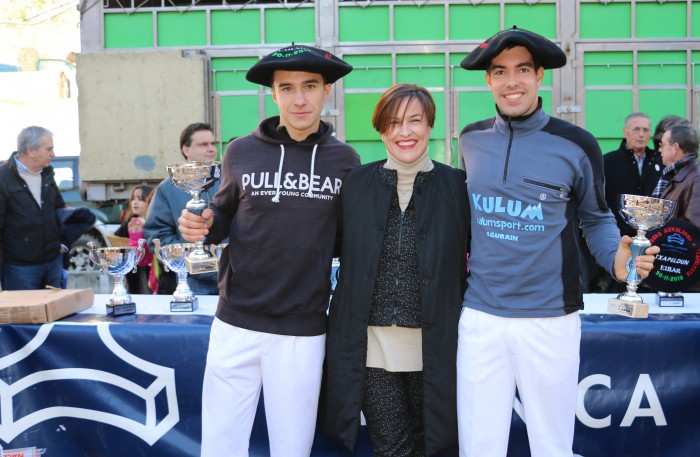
0, 288, 94, 324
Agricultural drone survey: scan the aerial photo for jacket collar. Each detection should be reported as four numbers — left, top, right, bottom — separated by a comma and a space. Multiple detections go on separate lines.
493, 97, 549, 136
257, 116, 332, 146
618, 138, 656, 161
7, 151, 55, 178
669, 158, 700, 183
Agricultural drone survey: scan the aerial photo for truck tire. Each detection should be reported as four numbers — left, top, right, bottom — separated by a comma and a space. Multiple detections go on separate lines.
68, 232, 104, 272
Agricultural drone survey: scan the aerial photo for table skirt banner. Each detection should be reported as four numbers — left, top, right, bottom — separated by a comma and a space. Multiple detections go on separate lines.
0, 313, 698, 456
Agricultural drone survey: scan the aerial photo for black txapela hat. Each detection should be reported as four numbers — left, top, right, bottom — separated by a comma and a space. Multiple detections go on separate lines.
460, 26, 567, 71
246, 44, 353, 87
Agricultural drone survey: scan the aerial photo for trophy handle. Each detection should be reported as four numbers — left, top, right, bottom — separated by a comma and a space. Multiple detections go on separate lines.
132, 238, 146, 273
153, 238, 164, 263
152, 238, 171, 272
87, 241, 100, 269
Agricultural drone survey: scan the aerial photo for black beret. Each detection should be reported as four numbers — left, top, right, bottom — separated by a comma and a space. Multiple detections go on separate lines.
246, 44, 353, 87
460, 26, 567, 71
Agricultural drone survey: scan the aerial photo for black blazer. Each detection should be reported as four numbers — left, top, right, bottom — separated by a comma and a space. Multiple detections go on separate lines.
319, 160, 469, 455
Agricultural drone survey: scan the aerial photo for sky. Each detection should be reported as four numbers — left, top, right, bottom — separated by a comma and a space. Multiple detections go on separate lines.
0, 0, 80, 156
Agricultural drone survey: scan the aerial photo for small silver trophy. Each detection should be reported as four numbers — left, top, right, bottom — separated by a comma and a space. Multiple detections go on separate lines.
153, 239, 200, 312
656, 291, 684, 307
608, 194, 676, 318
88, 239, 146, 316
167, 161, 221, 275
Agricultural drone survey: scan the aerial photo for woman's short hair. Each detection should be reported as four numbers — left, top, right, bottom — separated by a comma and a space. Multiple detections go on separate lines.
372, 84, 436, 134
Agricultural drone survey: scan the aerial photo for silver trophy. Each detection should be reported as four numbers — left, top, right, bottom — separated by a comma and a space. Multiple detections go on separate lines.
88, 239, 146, 316
608, 194, 676, 318
153, 239, 200, 312
167, 161, 221, 275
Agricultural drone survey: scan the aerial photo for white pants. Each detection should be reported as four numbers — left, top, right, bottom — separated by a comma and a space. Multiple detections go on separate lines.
457, 308, 581, 457
201, 318, 325, 457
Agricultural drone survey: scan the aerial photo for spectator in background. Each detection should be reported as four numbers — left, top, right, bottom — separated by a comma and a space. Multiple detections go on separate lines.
604, 112, 662, 237
654, 124, 700, 227
143, 122, 221, 295
0, 126, 66, 290
603, 113, 662, 293
652, 115, 691, 151
115, 185, 156, 294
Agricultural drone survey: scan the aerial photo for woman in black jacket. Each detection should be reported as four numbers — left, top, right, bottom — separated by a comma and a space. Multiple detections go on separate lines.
319, 84, 470, 456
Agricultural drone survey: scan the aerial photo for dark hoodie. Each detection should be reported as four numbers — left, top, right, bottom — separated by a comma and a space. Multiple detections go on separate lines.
207, 116, 360, 336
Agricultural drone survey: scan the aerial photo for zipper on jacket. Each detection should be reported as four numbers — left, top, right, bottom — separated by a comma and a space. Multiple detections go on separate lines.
502, 118, 515, 185
523, 178, 567, 199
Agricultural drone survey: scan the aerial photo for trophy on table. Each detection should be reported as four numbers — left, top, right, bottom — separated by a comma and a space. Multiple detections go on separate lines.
608, 194, 676, 318
88, 239, 146, 316
153, 238, 200, 312
167, 161, 221, 275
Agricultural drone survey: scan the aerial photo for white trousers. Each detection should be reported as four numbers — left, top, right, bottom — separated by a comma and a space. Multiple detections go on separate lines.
457, 307, 581, 457
201, 318, 325, 457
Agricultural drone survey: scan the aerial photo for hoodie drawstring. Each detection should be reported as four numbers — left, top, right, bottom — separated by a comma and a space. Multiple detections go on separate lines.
307, 144, 318, 198
271, 143, 319, 202
271, 144, 285, 203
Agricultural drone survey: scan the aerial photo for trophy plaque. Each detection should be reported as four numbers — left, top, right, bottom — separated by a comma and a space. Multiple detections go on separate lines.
608, 195, 676, 318
645, 218, 700, 307
655, 291, 684, 307
88, 239, 146, 316
153, 239, 200, 312
167, 161, 221, 275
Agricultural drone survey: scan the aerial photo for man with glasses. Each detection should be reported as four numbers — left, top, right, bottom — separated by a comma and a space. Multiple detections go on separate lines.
654, 124, 700, 227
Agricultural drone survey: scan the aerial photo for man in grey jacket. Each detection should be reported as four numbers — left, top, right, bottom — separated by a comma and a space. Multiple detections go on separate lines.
456, 27, 660, 457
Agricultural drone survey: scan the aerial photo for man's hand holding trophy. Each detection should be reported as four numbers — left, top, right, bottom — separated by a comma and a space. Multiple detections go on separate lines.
608, 194, 675, 318
167, 161, 221, 275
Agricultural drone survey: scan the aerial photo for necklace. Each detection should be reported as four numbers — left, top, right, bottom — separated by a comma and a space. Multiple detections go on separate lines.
397, 186, 412, 195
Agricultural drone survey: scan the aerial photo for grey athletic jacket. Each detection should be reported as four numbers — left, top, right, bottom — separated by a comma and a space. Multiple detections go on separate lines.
459, 100, 620, 318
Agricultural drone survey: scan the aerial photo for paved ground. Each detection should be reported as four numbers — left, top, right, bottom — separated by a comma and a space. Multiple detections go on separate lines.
66, 271, 114, 294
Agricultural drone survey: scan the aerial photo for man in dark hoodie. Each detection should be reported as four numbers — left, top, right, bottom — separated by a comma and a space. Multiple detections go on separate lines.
179, 45, 360, 456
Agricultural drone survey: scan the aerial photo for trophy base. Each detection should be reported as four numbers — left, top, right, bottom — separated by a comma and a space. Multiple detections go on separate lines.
607, 298, 649, 318
656, 293, 684, 308
170, 298, 199, 312
107, 302, 136, 316
186, 257, 218, 275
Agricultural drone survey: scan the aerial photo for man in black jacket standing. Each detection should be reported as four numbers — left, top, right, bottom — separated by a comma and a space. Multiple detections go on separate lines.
603, 112, 662, 292
603, 112, 662, 237
0, 126, 66, 290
